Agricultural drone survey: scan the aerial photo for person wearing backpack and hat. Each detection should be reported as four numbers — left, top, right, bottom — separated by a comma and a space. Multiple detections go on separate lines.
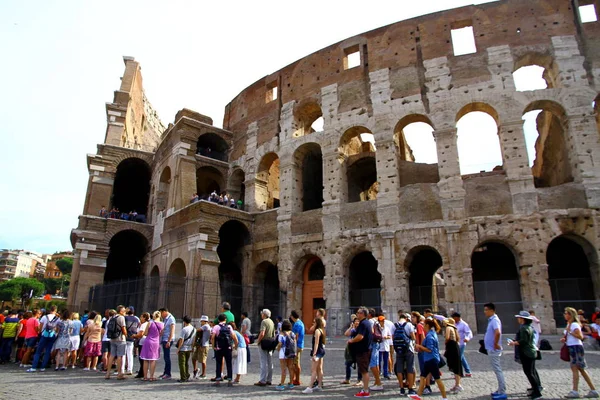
275, 319, 296, 391
211, 313, 238, 386
105, 305, 127, 380
28, 305, 58, 372
192, 315, 211, 379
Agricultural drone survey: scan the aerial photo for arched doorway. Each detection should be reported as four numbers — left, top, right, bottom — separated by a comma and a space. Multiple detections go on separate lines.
166, 259, 186, 319
256, 153, 280, 210
407, 247, 444, 313
196, 166, 225, 199
217, 220, 250, 318
302, 257, 325, 328
156, 167, 171, 212
348, 251, 381, 310
255, 262, 281, 322
196, 132, 229, 162
472, 242, 522, 333
339, 126, 378, 203
105, 230, 148, 282
228, 168, 246, 209
547, 235, 598, 326
293, 143, 324, 212
112, 158, 151, 216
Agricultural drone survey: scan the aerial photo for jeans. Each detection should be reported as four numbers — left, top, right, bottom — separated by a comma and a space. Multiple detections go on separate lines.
417, 351, 425, 375
32, 336, 57, 369
161, 341, 171, 376
459, 344, 471, 374
0, 337, 14, 362
178, 350, 191, 380
488, 350, 506, 394
258, 349, 273, 383
521, 354, 541, 396
346, 360, 363, 381
379, 351, 390, 377
124, 341, 134, 373
369, 342, 380, 368
247, 346, 251, 363
215, 348, 232, 380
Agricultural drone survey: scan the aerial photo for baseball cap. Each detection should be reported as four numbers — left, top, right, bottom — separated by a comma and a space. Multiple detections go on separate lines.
200, 315, 209, 322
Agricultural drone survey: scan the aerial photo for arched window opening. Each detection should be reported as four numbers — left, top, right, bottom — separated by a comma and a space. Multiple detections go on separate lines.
228, 168, 246, 210
166, 259, 186, 319
407, 247, 444, 312
196, 166, 225, 199
255, 153, 280, 210
156, 167, 171, 212
294, 102, 323, 137
112, 158, 151, 216
339, 126, 376, 157
523, 101, 572, 188
347, 158, 378, 202
513, 54, 559, 91
348, 251, 381, 309
394, 115, 439, 186
105, 230, 147, 283
196, 133, 229, 162
217, 220, 250, 318
294, 143, 323, 212
471, 242, 522, 333
547, 235, 598, 326
254, 262, 281, 321
456, 107, 502, 175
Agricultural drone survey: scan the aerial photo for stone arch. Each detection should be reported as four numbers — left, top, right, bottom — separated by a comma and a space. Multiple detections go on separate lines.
166, 258, 187, 319
471, 240, 522, 333
339, 126, 378, 203
512, 52, 559, 89
547, 233, 599, 326
456, 102, 502, 174
522, 100, 573, 188
105, 229, 149, 283
255, 152, 280, 210
111, 157, 152, 216
227, 167, 246, 209
156, 166, 171, 212
294, 100, 324, 137
217, 220, 251, 317
196, 166, 225, 199
105, 224, 153, 246
347, 250, 381, 310
196, 132, 229, 162
339, 125, 376, 156
293, 142, 324, 212
394, 114, 439, 186
111, 152, 153, 170
405, 246, 444, 312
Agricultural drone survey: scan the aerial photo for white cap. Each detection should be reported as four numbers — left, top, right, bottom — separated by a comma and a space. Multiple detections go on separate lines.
200, 315, 209, 322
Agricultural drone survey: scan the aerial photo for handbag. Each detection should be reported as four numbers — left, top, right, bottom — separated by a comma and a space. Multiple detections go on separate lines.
560, 326, 570, 362
438, 356, 447, 368
232, 348, 239, 358
260, 336, 277, 351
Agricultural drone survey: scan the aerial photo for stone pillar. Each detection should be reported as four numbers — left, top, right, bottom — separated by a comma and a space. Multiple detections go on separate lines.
565, 115, 600, 208
498, 120, 538, 215
321, 249, 348, 335
321, 151, 343, 237
278, 157, 294, 215
67, 250, 82, 309
519, 263, 556, 332
173, 153, 196, 211
374, 126, 401, 227
244, 122, 259, 211
433, 128, 466, 220
375, 233, 401, 319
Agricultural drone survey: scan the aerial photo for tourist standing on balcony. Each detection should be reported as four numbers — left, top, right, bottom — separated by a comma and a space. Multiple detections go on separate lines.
484, 303, 506, 400
159, 307, 175, 380
451, 312, 473, 377
255, 308, 275, 386
562, 307, 598, 399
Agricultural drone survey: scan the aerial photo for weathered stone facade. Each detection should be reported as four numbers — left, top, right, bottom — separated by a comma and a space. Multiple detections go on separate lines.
70, 0, 600, 333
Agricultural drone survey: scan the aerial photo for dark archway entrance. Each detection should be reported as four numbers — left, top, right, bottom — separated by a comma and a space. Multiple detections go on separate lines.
347, 157, 378, 202
548, 235, 598, 326
349, 251, 381, 309
302, 257, 325, 328
228, 169, 246, 209
166, 259, 186, 319
156, 167, 171, 212
112, 158, 151, 216
217, 220, 250, 318
197, 166, 224, 199
197, 133, 229, 162
407, 247, 444, 312
472, 242, 522, 333
255, 262, 282, 321
294, 144, 324, 211
105, 230, 148, 283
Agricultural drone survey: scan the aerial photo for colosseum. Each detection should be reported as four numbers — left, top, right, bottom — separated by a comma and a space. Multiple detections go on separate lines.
68, 0, 600, 334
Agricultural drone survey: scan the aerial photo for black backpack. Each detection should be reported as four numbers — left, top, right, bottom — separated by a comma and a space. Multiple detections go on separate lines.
216, 324, 232, 349
125, 317, 139, 339
106, 317, 122, 340
539, 339, 552, 351
393, 322, 410, 353
284, 333, 297, 359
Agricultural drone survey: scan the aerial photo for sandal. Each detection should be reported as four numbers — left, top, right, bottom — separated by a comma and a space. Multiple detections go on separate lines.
117, 376, 126, 380
149, 378, 157, 381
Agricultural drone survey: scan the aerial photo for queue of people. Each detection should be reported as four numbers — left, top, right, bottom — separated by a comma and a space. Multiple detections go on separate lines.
190, 191, 243, 209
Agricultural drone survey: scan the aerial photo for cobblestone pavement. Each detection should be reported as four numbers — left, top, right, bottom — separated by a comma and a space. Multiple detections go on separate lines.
1, 335, 599, 399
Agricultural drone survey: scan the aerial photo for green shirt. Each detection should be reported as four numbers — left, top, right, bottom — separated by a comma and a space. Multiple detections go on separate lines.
260, 318, 275, 339
517, 324, 537, 359
214, 310, 235, 325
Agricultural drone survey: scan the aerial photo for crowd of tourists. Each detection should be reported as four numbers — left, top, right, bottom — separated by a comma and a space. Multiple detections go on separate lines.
190, 190, 243, 209
1, 302, 599, 399
98, 206, 147, 223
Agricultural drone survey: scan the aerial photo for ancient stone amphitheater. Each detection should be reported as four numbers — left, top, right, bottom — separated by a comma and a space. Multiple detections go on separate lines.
69, 0, 600, 333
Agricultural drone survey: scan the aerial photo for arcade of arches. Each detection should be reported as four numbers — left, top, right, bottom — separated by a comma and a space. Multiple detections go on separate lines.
111, 158, 151, 215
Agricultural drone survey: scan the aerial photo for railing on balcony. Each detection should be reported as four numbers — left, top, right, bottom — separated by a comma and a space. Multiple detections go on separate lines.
196, 147, 228, 162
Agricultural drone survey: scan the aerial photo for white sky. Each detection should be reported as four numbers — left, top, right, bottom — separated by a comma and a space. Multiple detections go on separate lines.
0, 0, 537, 254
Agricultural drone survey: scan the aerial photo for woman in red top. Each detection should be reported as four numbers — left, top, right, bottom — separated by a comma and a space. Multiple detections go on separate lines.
15, 312, 28, 363
20, 309, 40, 367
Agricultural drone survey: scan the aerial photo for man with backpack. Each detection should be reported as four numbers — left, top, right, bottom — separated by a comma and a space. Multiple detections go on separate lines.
105, 305, 127, 380
392, 312, 417, 395
211, 313, 238, 386
27, 305, 58, 372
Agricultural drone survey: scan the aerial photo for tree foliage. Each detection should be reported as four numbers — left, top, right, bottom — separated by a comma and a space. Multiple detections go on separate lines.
55, 257, 73, 274
0, 277, 45, 302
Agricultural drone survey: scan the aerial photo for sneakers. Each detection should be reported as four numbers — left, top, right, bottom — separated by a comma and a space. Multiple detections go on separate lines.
286, 384, 295, 389
275, 385, 286, 391
586, 391, 600, 399
492, 393, 507, 400
400, 388, 406, 396
161, 375, 171, 380
409, 395, 422, 400
192, 369, 198, 379
39, 368, 45, 372
26, 368, 36, 372
464, 373, 472, 377
423, 387, 433, 395
408, 389, 417, 395
370, 385, 384, 392
83, 368, 90, 371
450, 386, 464, 394
303, 387, 314, 394
566, 391, 581, 399
355, 390, 371, 398
313, 386, 323, 392
199, 375, 207, 379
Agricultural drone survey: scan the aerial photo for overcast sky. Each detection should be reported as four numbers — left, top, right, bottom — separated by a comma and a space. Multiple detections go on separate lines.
0, 0, 529, 254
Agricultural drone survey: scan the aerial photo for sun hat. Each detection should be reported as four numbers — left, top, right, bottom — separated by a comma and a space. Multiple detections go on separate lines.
200, 315, 209, 322
514, 310, 533, 320
445, 318, 456, 327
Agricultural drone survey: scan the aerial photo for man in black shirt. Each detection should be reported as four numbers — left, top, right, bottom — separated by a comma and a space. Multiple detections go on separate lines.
348, 307, 372, 398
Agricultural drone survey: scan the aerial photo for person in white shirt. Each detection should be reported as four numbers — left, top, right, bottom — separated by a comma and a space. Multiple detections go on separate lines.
529, 310, 542, 346
562, 307, 598, 399
451, 312, 473, 377
176, 316, 196, 383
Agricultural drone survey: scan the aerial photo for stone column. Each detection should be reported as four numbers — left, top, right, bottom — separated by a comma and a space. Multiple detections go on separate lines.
374, 233, 401, 318
321, 151, 343, 236
374, 131, 401, 227
498, 120, 538, 215
67, 250, 82, 309
433, 128, 466, 220
173, 155, 196, 210
565, 115, 600, 208
519, 263, 556, 332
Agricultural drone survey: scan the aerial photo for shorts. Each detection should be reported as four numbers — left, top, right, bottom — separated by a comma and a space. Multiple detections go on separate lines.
294, 348, 303, 366
356, 351, 371, 375
369, 342, 380, 368
192, 346, 209, 363
84, 341, 102, 357
568, 345, 587, 369
69, 336, 80, 351
395, 351, 415, 375
420, 358, 441, 380
110, 341, 126, 357
102, 341, 110, 354
25, 337, 38, 348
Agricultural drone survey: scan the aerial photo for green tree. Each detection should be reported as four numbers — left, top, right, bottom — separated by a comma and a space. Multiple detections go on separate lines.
0, 277, 45, 302
55, 257, 73, 274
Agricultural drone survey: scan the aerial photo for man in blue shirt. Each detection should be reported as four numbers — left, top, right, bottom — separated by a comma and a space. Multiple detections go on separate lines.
484, 303, 506, 399
290, 310, 305, 386
159, 308, 176, 380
